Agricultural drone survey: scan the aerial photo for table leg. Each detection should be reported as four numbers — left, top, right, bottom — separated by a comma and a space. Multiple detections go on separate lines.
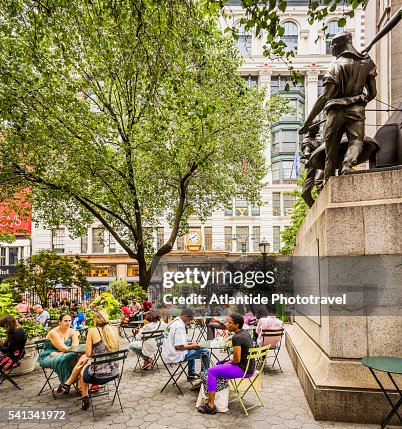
369, 368, 402, 428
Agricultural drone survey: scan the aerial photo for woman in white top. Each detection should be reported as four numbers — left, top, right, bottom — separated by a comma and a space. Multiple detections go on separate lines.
129, 309, 166, 369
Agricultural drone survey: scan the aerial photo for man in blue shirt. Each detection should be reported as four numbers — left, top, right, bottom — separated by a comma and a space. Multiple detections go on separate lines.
70, 307, 85, 330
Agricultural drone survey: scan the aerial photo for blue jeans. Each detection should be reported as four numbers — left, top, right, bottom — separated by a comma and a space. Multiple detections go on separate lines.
184, 348, 210, 375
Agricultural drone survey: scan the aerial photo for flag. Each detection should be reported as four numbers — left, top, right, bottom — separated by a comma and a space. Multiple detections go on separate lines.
293, 149, 301, 180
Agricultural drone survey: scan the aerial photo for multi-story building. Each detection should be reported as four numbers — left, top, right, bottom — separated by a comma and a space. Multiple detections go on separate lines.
30, 1, 366, 290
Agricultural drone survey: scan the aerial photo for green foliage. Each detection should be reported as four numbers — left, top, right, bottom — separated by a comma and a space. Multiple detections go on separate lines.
0, 327, 6, 342
47, 307, 62, 320
129, 283, 147, 302
0, 283, 18, 317
280, 172, 309, 255
108, 280, 131, 301
18, 318, 48, 340
9, 250, 92, 308
0, 0, 287, 289
91, 292, 122, 320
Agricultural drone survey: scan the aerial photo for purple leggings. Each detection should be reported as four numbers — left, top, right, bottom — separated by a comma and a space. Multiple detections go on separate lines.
207, 361, 251, 392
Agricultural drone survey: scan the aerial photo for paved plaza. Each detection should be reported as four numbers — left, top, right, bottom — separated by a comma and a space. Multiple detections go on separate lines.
0, 333, 391, 429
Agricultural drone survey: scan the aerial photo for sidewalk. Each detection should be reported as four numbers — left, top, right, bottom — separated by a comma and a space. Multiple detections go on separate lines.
0, 337, 383, 429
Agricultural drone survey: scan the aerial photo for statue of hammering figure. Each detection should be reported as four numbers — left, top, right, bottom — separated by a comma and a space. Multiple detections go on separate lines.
299, 31, 377, 183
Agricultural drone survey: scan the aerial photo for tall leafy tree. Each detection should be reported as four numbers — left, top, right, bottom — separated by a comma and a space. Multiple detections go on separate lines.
0, 0, 288, 288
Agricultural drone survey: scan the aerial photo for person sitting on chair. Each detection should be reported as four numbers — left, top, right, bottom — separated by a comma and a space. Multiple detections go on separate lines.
198, 313, 255, 414
61, 310, 120, 411
0, 316, 27, 371
162, 308, 210, 385
207, 304, 232, 340
129, 309, 166, 369
255, 309, 284, 347
33, 304, 50, 327
38, 313, 79, 387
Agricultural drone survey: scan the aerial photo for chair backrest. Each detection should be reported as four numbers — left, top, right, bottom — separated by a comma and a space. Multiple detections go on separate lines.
260, 328, 284, 348
140, 329, 165, 342
91, 349, 128, 379
244, 345, 271, 374
34, 339, 47, 352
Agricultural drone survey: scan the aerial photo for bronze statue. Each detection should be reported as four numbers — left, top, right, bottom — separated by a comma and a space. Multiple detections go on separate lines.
301, 121, 324, 207
299, 31, 377, 182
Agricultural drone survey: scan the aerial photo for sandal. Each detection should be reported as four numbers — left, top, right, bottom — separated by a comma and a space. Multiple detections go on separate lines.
81, 396, 91, 411
53, 383, 70, 395
198, 403, 217, 414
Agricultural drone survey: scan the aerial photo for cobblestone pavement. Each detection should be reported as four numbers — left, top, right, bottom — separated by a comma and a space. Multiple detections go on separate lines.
0, 333, 388, 429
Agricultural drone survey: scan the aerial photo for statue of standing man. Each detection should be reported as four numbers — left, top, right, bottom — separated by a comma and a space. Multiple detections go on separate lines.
299, 32, 377, 182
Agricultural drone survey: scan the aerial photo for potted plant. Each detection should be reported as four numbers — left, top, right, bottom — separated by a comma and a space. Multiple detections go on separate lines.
47, 308, 62, 328
11, 318, 48, 376
91, 292, 122, 326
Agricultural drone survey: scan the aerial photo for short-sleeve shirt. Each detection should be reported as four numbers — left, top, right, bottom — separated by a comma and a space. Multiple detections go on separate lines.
35, 310, 50, 327
323, 52, 377, 98
232, 329, 255, 374
129, 302, 141, 313
142, 300, 152, 312
161, 317, 187, 363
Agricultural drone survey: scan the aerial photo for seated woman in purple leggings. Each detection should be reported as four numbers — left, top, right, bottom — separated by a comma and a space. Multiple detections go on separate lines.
198, 313, 255, 414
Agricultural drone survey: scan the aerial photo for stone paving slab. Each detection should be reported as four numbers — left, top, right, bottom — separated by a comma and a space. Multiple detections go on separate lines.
0, 333, 395, 429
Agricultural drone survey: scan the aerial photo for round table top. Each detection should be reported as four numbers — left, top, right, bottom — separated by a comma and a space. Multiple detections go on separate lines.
68, 344, 86, 353
361, 357, 402, 374
199, 340, 231, 350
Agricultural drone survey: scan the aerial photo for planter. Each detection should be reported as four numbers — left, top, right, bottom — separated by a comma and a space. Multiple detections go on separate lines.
48, 319, 59, 328
10, 343, 38, 376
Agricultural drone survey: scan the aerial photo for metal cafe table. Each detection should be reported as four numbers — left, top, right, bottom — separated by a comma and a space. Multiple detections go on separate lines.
192, 316, 214, 342
361, 357, 402, 429
199, 340, 231, 364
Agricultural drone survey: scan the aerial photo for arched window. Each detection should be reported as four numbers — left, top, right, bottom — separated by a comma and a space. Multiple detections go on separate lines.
326, 20, 341, 54
235, 22, 252, 56
281, 21, 298, 53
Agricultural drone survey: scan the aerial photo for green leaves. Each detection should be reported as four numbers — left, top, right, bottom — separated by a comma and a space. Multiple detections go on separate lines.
0, 0, 286, 287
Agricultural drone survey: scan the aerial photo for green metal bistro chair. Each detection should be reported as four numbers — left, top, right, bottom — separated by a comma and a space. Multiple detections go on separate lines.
87, 348, 129, 421
229, 345, 270, 416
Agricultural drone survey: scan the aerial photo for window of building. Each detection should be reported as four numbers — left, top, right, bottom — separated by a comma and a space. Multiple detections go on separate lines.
224, 226, 232, 251
236, 226, 249, 253
318, 75, 324, 97
92, 227, 104, 253
242, 74, 258, 88
271, 75, 304, 94
204, 227, 212, 250
176, 235, 185, 251
252, 226, 260, 251
224, 199, 233, 216
282, 129, 298, 152
127, 264, 139, 277
157, 227, 164, 250
273, 226, 281, 252
108, 232, 116, 253
250, 205, 260, 216
0, 248, 6, 266
271, 131, 279, 154
273, 192, 281, 216
326, 20, 341, 54
8, 247, 19, 265
52, 228, 65, 254
87, 265, 116, 277
235, 196, 248, 216
283, 194, 296, 216
81, 233, 88, 254
281, 21, 299, 53
235, 23, 252, 55
282, 161, 297, 180
272, 162, 281, 182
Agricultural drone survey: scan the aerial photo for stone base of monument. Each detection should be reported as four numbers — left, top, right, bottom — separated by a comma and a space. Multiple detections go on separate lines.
287, 167, 402, 424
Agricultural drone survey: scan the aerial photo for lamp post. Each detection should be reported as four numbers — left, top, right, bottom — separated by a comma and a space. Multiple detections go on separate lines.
259, 238, 270, 298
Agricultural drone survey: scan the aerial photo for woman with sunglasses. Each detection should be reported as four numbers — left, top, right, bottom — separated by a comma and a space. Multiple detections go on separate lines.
198, 313, 255, 414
